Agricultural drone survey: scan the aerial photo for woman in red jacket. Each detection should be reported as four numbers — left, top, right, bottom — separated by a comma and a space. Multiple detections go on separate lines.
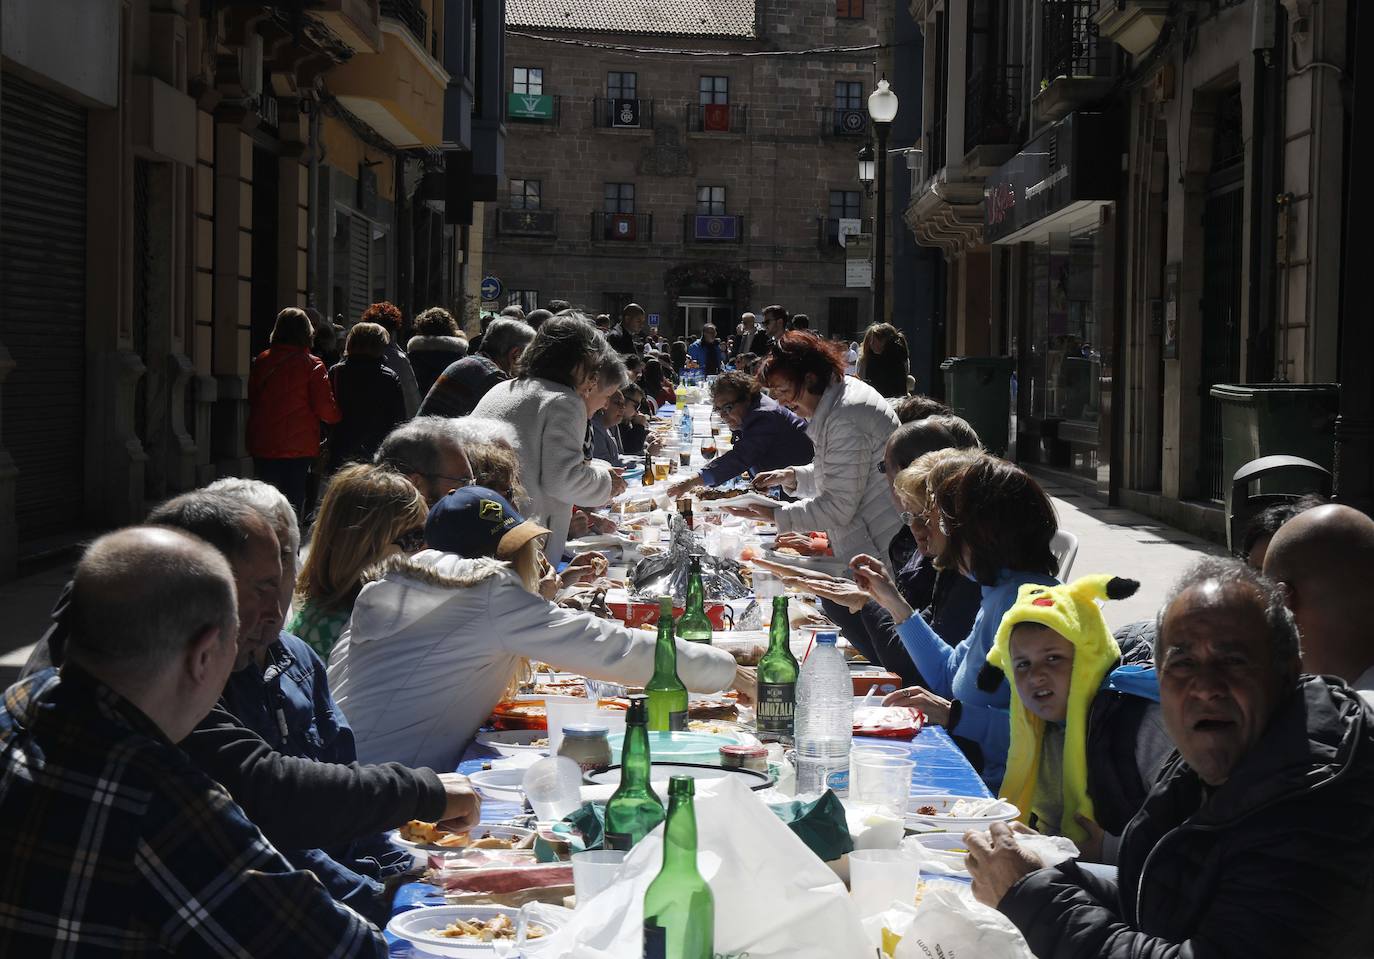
246, 307, 342, 518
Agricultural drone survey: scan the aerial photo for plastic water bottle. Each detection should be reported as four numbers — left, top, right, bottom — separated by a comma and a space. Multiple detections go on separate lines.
679, 407, 694, 444
793, 631, 853, 796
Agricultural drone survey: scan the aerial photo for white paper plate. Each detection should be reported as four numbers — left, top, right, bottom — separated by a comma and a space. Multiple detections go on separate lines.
475, 729, 550, 756
386, 903, 570, 957
469, 768, 528, 804
389, 824, 537, 868
905, 794, 1019, 830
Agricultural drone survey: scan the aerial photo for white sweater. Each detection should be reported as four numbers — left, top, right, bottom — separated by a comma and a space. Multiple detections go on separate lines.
326, 550, 736, 771
471, 377, 614, 560
778, 376, 902, 569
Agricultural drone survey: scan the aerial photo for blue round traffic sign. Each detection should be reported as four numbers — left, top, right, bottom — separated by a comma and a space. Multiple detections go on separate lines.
480, 275, 502, 301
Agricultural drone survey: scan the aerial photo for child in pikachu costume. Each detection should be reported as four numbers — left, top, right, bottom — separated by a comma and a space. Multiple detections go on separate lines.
984, 574, 1173, 862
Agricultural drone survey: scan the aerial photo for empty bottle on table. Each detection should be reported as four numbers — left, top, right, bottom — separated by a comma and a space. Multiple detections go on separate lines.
646, 597, 689, 731
604, 695, 664, 851
642, 776, 714, 959
643, 448, 655, 487
794, 631, 853, 796
755, 596, 800, 742
675, 557, 713, 644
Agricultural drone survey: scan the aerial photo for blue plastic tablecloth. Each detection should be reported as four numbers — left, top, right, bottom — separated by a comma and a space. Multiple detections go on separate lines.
385, 725, 986, 950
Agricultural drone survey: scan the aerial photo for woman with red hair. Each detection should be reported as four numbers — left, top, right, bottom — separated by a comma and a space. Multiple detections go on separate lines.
731, 331, 901, 568
360, 301, 421, 416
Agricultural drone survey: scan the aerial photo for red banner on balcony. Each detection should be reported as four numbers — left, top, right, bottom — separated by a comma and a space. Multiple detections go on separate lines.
703, 104, 731, 132
607, 213, 637, 240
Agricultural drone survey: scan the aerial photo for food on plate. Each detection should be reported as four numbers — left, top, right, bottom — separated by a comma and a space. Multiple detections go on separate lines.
431, 914, 544, 941
687, 697, 739, 721
722, 643, 766, 666
948, 797, 1008, 817
694, 488, 745, 502
619, 499, 655, 514
774, 546, 802, 557
399, 821, 528, 849
851, 705, 923, 738
688, 719, 744, 735
917, 805, 939, 816
527, 681, 587, 698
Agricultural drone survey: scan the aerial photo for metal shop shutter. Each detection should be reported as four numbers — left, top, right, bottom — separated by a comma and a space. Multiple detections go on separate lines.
0, 72, 88, 543
348, 211, 371, 323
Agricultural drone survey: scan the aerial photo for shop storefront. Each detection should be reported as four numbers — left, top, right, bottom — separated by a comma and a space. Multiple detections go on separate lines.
985, 112, 1118, 492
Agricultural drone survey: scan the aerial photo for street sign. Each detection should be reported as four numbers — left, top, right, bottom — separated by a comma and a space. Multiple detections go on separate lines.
846, 259, 873, 289
837, 218, 862, 247
647, 313, 661, 328
480, 275, 502, 301
507, 93, 554, 120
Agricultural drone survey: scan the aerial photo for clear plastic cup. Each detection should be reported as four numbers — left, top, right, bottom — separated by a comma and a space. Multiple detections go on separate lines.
571, 850, 628, 907
849, 849, 921, 917
850, 755, 914, 818
850, 744, 913, 761
522, 755, 583, 822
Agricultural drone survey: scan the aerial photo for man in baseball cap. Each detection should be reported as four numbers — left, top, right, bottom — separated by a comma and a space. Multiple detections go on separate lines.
424, 487, 550, 559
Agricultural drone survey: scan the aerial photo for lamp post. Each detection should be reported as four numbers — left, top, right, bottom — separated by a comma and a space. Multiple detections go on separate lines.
866, 77, 898, 325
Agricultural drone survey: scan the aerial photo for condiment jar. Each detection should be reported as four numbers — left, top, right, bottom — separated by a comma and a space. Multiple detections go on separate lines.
719, 743, 769, 774
557, 724, 612, 774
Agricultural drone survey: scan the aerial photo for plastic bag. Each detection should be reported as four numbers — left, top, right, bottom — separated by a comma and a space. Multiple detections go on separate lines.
534, 776, 870, 958
892, 885, 1034, 959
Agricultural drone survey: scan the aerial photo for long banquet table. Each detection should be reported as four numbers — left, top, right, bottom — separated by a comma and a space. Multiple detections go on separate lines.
384, 727, 989, 952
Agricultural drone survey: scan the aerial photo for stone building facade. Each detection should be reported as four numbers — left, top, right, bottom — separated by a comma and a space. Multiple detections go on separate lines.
0, 0, 504, 580
483, 0, 893, 342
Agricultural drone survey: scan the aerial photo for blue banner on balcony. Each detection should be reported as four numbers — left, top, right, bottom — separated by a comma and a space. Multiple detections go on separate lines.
693, 215, 739, 240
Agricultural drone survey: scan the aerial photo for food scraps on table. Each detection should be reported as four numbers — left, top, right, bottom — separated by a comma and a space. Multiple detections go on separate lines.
431, 914, 544, 941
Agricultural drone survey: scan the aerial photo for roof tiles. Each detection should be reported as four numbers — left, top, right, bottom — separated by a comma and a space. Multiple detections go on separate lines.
506, 0, 757, 38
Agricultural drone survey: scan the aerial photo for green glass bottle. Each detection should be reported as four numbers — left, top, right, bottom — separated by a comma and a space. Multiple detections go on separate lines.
755, 596, 800, 741
675, 557, 713, 644
604, 695, 665, 851
642, 776, 714, 959
646, 597, 689, 732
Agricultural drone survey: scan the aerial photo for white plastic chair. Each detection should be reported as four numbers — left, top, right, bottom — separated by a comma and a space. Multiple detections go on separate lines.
1050, 529, 1079, 580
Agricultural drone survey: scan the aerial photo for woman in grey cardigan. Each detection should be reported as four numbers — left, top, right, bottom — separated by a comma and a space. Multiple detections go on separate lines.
472, 315, 628, 560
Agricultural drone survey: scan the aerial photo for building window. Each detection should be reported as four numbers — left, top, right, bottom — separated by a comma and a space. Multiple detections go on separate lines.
604, 183, 635, 214
607, 72, 637, 100
834, 81, 864, 111
699, 76, 729, 106
508, 290, 539, 312
512, 67, 543, 95
836, 0, 864, 17
509, 179, 541, 210
697, 186, 726, 215
829, 190, 861, 221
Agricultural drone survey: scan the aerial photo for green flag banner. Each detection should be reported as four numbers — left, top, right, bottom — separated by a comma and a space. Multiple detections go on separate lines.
508, 93, 553, 120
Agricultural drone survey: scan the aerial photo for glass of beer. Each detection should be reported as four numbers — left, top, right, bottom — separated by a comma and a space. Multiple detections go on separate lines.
653, 459, 671, 483
678, 449, 692, 468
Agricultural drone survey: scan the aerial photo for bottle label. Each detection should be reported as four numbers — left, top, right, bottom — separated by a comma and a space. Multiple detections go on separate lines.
643, 920, 667, 959
825, 767, 850, 796
604, 830, 633, 851
755, 683, 795, 735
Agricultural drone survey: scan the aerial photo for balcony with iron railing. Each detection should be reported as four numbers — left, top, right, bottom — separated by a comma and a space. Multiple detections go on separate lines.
591, 211, 654, 242
686, 103, 748, 134
1035, 0, 1117, 122
817, 215, 874, 251
592, 97, 654, 129
380, 0, 427, 47
683, 213, 745, 243
817, 106, 869, 137
964, 64, 1026, 169
497, 208, 558, 237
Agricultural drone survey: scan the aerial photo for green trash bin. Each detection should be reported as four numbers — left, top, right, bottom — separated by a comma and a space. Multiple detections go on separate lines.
941, 356, 1015, 456
1208, 383, 1340, 522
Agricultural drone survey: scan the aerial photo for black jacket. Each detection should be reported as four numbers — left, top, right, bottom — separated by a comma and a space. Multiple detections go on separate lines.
607, 324, 638, 356
406, 335, 468, 396
1001, 675, 1374, 959
21, 584, 449, 851
327, 356, 407, 471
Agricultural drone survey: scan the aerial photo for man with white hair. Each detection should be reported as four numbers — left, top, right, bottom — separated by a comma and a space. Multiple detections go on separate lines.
0, 526, 387, 955
374, 416, 476, 508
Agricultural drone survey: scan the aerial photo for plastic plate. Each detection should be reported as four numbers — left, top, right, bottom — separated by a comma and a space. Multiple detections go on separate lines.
386, 903, 570, 957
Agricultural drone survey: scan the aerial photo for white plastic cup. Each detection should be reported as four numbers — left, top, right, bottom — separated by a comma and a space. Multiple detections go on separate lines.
543, 698, 594, 756
522, 755, 583, 822
571, 850, 629, 907
849, 849, 921, 918
850, 755, 914, 818
850, 744, 913, 762
753, 569, 781, 600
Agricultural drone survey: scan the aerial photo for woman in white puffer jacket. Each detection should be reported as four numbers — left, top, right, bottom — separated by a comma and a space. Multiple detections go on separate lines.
327, 487, 736, 772
736, 331, 902, 571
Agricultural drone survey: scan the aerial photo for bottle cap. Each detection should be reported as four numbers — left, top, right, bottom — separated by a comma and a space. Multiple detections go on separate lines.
719, 744, 768, 758
816, 631, 839, 645
561, 723, 609, 739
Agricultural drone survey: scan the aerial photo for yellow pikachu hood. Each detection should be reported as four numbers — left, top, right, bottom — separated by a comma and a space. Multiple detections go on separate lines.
986, 574, 1139, 847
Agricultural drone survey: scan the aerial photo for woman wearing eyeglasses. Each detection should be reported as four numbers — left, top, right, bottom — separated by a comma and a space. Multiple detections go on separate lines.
664, 371, 813, 497
289, 464, 430, 658
724, 333, 901, 571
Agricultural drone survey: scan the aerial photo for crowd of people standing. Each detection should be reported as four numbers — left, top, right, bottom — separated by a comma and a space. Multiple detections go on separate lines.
3, 293, 1373, 958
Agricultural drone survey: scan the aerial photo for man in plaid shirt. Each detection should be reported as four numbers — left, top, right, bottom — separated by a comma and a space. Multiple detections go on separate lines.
0, 526, 386, 957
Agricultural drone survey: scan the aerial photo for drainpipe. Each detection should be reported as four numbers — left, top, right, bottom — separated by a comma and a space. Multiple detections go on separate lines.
306, 101, 321, 306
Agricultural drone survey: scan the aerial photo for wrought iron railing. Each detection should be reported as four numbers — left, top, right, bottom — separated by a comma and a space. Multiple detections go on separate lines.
964, 64, 1025, 154
686, 103, 749, 134
817, 106, 868, 137
380, 0, 428, 46
683, 214, 744, 242
497, 208, 558, 237
817, 216, 874, 250
592, 97, 654, 129
1040, 0, 1110, 85
591, 211, 654, 241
